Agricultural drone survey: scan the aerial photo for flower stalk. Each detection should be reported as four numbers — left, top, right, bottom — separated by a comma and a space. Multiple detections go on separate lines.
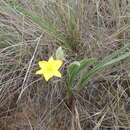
67, 87, 73, 108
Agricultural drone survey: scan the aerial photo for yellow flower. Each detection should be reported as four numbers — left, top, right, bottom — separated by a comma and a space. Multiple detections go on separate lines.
36, 57, 62, 81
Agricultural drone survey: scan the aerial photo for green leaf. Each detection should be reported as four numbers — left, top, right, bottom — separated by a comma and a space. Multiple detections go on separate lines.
67, 61, 80, 88
67, 58, 96, 88
96, 44, 130, 68
68, 61, 80, 77
77, 44, 130, 89
78, 58, 96, 75
103, 51, 130, 66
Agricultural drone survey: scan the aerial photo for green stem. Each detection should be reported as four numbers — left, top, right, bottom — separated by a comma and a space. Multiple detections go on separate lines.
67, 88, 73, 107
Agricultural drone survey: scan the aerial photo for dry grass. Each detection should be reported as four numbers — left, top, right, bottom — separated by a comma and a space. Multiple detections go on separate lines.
0, 0, 130, 130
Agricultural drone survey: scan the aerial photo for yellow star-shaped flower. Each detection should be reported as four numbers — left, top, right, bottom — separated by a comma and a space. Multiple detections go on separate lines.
36, 57, 62, 81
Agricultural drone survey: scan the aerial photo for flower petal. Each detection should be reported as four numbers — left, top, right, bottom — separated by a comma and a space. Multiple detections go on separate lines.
36, 69, 44, 75
53, 60, 62, 70
38, 61, 47, 68
48, 57, 54, 62
48, 57, 62, 69
43, 72, 54, 81
53, 71, 61, 77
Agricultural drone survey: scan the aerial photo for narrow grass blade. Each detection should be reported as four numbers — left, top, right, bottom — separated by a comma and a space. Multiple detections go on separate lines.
16, 8, 69, 47
0, 5, 69, 48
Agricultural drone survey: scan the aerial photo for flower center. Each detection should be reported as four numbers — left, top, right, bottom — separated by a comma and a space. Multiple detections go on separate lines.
46, 64, 54, 72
